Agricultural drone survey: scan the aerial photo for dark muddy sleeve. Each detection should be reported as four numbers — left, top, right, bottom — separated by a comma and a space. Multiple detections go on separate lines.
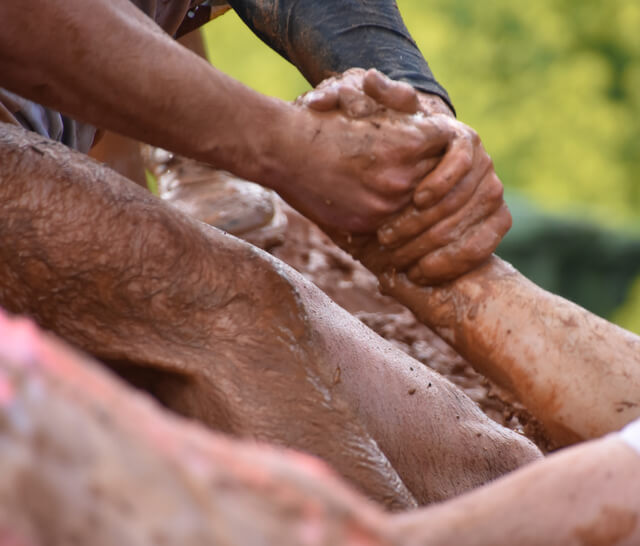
226, 0, 453, 112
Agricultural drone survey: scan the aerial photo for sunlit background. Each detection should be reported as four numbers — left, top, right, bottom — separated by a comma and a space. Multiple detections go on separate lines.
202, 0, 640, 332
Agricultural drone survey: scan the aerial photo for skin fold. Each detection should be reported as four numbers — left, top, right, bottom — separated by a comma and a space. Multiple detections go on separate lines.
3, 2, 637, 540
0, 0, 537, 514
0, 311, 393, 546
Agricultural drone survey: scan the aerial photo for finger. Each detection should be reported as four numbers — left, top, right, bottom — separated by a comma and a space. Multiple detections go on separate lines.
413, 131, 475, 208
303, 86, 340, 111
337, 85, 380, 118
410, 203, 512, 285
369, 156, 440, 196
363, 69, 419, 114
377, 159, 477, 246
389, 167, 502, 269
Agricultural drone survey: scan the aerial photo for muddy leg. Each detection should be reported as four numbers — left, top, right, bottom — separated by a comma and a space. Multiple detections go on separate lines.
0, 123, 539, 508
0, 123, 413, 509
0, 310, 393, 546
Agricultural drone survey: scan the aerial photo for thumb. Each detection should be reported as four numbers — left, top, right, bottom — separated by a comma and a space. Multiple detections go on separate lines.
363, 69, 419, 114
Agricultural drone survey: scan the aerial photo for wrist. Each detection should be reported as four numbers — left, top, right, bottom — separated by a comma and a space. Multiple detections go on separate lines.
417, 92, 455, 118
248, 101, 321, 195
200, 89, 294, 188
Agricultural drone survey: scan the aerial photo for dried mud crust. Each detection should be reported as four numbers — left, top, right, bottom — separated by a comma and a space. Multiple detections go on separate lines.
271, 204, 555, 453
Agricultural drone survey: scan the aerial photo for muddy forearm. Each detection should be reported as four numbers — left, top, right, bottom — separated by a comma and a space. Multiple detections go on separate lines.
0, 0, 285, 183
392, 436, 640, 546
376, 256, 640, 445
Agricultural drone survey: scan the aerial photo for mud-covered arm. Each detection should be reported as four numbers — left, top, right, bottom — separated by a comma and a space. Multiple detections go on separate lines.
374, 256, 640, 446
227, 0, 454, 112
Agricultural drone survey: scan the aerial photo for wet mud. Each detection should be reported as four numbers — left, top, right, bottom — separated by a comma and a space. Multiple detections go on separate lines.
271, 205, 554, 452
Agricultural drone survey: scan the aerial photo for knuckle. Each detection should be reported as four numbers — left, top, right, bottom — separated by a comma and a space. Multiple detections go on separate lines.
403, 130, 425, 155
380, 172, 412, 194
453, 149, 473, 174
486, 175, 505, 201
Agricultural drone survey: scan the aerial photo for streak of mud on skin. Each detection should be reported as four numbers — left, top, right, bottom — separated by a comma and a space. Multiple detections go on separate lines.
271, 204, 555, 453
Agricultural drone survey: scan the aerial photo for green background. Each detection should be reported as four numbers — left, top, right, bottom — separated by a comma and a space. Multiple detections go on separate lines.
201, 1, 640, 332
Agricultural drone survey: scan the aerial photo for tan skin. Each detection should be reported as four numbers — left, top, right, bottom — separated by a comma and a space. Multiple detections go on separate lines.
0, 0, 494, 236
300, 69, 512, 283
0, 0, 540, 514
1, 41, 638, 540
5, 0, 633, 529
3, 308, 640, 546
1, 5, 638, 537
0, 123, 541, 511
313, 71, 640, 446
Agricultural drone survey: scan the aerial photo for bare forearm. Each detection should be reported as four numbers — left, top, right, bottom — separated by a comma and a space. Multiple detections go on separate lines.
392, 436, 640, 546
378, 256, 640, 445
0, 0, 286, 183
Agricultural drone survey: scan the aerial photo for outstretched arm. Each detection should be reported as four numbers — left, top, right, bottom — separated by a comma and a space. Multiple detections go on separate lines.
375, 256, 640, 446
297, 73, 640, 444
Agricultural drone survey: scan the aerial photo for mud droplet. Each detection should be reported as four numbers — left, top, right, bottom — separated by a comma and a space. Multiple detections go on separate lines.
408, 388, 416, 395
332, 366, 341, 386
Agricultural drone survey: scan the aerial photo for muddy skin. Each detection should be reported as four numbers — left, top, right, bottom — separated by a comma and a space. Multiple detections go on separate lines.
0, 0, 477, 235
4, 312, 640, 546
304, 69, 639, 445
270, 209, 554, 451
0, 123, 411, 510
338, 221, 640, 445
0, 123, 540, 508
0, 311, 394, 546
375, 256, 640, 446
392, 435, 640, 546
300, 69, 511, 283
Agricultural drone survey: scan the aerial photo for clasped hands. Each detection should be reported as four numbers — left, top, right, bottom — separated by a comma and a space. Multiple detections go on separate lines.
295, 68, 511, 285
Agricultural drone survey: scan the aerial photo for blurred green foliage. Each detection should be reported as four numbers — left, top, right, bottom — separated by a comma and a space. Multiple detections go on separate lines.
400, 0, 640, 227
202, 1, 640, 330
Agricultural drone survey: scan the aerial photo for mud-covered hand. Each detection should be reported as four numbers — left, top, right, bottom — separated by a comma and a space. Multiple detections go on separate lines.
300, 69, 511, 283
273, 90, 464, 233
376, 125, 511, 284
